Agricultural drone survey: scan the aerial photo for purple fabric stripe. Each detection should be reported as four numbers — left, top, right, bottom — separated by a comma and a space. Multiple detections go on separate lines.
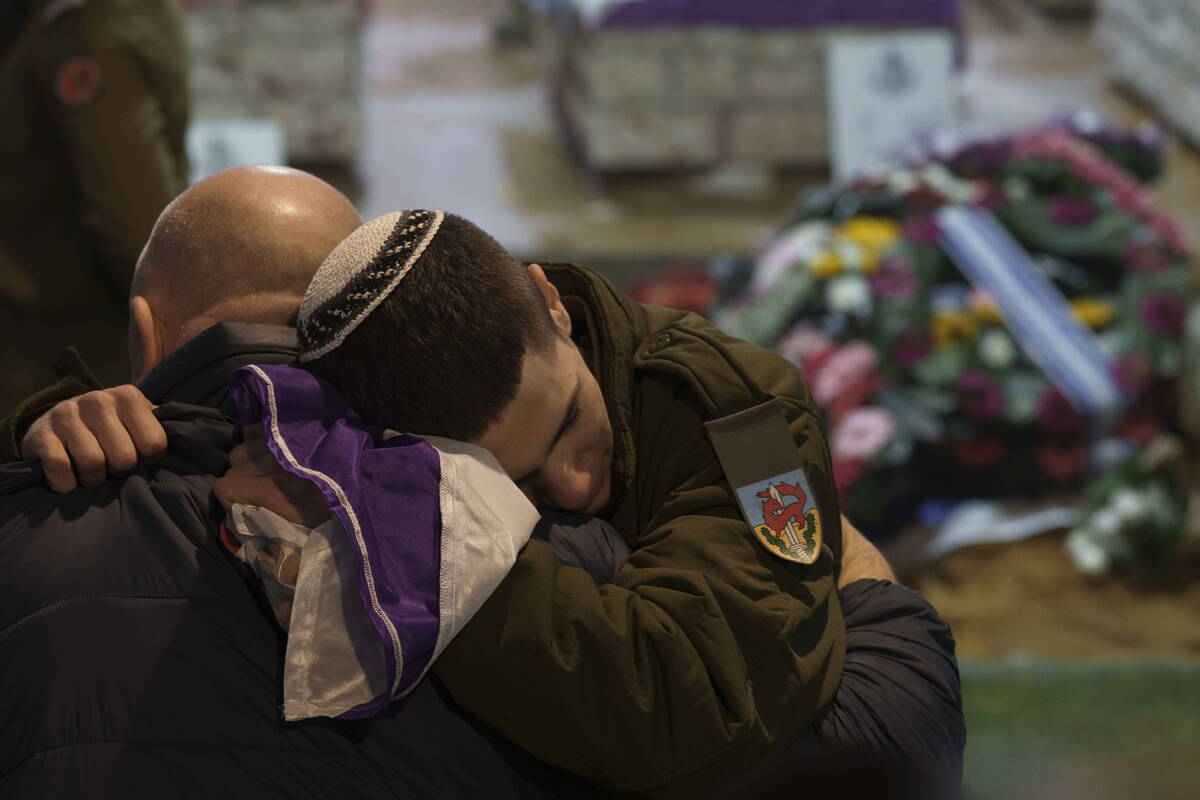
229, 364, 444, 718
599, 0, 961, 29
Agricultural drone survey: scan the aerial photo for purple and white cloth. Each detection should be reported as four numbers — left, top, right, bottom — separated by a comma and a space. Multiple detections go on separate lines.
225, 364, 538, 721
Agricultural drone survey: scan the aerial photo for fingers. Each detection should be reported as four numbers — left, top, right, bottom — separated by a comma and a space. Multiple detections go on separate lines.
23, 427, 78, 493
19, 385, 164, 493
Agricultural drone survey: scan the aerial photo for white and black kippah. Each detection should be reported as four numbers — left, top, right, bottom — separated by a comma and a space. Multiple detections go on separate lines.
297, 209, 444, 362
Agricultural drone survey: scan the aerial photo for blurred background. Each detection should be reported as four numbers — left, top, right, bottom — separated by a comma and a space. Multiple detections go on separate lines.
4, 0, 1200, 796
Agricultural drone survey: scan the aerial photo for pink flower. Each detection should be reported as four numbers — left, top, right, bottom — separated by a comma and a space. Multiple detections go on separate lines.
974, 183, 1006, 210
831, 406, 895, 463
1036, 386, 1083, 435
901, 215, 942, 245
812, 342, 878, 407
1112, 351, 1154, 398
777, 324, 835, 373
956, 369, 1006, 422
868, 255, 918, 300
891, 324, 933, 367
1048, 196, 1100, 226
1139, 292, 1186, 338
1124, 239, 1173, 275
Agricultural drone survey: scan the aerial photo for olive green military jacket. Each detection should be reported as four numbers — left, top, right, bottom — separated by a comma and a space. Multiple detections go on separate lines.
0, 0, 188, 312
434, 264, 846, 795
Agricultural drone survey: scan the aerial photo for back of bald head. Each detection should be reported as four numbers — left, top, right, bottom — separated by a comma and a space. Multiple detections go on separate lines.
132, 166, 361, 355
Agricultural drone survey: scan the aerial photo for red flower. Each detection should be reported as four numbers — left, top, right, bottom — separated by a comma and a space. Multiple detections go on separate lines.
1112, 351, 1154, 398
891, 324, 933, 367
1139, 292, 1186, 338
832, 457, 866, 501
954, 437, 1008, 469
1047, 196, 1100, 226
1124, 239, 1173, 275
956, 369, 1006, 423
1118, 415, 1162, 447
901, 216, 943, 245
1035, 440, 1087, 483
1036, 386, 1083, 435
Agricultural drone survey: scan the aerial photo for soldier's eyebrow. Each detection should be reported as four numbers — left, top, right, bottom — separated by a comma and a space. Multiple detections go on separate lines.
513, 379, 581, 486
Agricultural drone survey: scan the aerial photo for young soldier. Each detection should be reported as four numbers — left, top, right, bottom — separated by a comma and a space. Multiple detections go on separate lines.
224, 209, 869, 793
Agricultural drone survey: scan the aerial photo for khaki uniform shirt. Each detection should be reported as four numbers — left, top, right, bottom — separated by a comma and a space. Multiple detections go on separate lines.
435, 264, 847, 795
0, 0, 188, 313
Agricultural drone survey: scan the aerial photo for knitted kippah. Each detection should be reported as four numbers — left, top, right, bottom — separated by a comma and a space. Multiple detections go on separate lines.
297, 209, 445, 362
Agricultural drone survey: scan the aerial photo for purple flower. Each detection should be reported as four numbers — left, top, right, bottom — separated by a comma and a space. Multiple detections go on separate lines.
892, 324, 933, 367
1139, 291, 1187, 338
956, 369, 1005, 422
1048, 196, 1100, 227
1036, 386, 1083, 435
1112, 351, 1154, 398
1124, 239, 1173, 275
868, 255, 918, 300
901, 215, 942, 245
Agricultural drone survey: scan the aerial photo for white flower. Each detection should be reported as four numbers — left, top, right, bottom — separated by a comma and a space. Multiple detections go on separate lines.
1111, 488, 1146, 522
886, 169, 919, 195
977, 329, 1016, 370
1004, 176, 1032, 201
834, 238, 864, 271
1066, 529, 1110, 575
1090, 508, 1120, 538
825, 274, 872, 318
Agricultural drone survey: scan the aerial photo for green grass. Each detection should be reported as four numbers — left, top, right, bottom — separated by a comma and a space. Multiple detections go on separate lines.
961, 660, 1200, 800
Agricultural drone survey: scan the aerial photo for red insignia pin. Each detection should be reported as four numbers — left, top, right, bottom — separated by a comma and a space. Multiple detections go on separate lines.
55, 57, 102, 106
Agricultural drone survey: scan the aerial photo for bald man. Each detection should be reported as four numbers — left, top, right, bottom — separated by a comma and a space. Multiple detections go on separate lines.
7, 165, 360, 492
0, 166, 596, 798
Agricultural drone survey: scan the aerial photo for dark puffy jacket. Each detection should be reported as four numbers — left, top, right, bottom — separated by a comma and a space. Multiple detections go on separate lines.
0, 323, 593, 799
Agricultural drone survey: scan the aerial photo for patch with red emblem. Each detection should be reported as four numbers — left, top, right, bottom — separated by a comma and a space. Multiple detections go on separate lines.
55, 56, 102, 106
705, 399, 825, 565
736, 471, 822, 564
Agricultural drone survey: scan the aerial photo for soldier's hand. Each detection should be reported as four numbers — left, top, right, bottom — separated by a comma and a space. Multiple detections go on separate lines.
21, 385, 167, 493
213, 424, 332, 528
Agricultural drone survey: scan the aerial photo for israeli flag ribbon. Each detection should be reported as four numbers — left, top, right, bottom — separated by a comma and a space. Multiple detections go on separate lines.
936, 205, 1124, 428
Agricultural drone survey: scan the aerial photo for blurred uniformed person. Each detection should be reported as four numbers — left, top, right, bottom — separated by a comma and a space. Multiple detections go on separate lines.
0, 0, 188, 406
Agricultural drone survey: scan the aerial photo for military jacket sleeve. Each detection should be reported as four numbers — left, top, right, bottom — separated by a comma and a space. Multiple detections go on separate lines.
33, 0, 188, 294
434, 307, 846, 794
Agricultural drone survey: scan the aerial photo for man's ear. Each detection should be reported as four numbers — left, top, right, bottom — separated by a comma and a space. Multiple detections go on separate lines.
128, 295, 165, 382
528, 264, 571, 338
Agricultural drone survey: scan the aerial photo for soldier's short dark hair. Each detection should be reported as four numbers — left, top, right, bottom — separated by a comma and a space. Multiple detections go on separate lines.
305, 213, 559, 442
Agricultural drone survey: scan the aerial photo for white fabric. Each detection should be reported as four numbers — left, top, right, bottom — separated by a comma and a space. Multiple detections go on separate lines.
226, 435, 538, 721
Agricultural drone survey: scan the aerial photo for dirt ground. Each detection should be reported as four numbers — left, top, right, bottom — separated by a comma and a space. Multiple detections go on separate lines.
887, 529, 1200, 659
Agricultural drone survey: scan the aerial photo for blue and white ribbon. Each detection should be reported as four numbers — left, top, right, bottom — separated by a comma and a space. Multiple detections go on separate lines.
936, 205, 1124, 426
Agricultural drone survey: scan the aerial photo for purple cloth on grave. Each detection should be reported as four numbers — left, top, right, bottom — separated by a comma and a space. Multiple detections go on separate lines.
597, 0, 961, 29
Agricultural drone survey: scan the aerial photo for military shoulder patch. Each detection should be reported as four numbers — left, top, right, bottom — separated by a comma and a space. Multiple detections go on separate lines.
736, 470, 822, 565
704, 400, 824, 565
55, 56, 102, 107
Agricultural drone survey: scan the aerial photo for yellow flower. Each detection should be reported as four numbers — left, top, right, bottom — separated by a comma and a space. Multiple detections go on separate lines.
970, 301, 1003, 326
839, 217, 901, 251
810, 250, 844, 279
1070, 297, 1116, 329
930, 311, 979, 348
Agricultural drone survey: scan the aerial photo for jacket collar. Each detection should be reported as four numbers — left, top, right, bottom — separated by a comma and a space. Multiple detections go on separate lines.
542, 263, 643, 517
138, 322, 298, 414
